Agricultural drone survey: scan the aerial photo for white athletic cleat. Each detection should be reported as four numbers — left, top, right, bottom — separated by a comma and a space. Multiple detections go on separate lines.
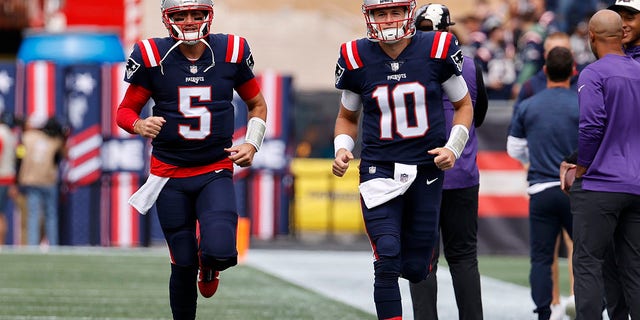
550, 303, 566, 320
565, 295, 576, 320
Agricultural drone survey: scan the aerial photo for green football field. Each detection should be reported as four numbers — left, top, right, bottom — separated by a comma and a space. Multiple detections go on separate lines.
0, 248, 571, 319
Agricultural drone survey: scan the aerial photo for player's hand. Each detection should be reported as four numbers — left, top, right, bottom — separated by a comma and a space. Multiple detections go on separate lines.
559, 161, 577, 194
428, 147, 456, 171
225, 143, 257, 167
332, 149, 354, 177
134, 116, 166, 139
575, 165, 587, 179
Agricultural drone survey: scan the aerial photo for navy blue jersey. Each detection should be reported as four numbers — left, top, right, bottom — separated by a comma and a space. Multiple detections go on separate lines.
335, 31, 464, 165
509, 88, 579, 185
124, 34, 255, 167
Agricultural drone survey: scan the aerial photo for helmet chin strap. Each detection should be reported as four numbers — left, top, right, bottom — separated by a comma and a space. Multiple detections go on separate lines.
159, 40, 183, 75
158, 38, 215, 75
200, 38, 215, 72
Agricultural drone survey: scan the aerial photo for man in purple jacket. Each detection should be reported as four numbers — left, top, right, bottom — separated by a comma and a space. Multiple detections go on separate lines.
570, 9, 640, 320
408, 4, 488, 320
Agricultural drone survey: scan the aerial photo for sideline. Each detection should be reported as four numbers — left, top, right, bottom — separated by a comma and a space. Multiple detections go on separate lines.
246, 249, 536, 320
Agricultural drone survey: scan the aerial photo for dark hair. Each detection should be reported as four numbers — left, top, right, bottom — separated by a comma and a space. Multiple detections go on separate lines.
0, 112, 15, 127
545, 47, 574, 82
42, 117, 66, 138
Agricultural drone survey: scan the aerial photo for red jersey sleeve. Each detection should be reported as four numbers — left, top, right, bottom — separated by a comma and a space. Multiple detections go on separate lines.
116, 84, 152, 134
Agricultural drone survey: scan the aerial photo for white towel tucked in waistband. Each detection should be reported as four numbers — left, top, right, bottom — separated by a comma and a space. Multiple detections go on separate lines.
359, 163, 417, 209
128, 174, 170, 215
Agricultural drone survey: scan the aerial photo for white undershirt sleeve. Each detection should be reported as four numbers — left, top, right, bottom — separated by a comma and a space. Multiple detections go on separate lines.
506, 135, 530, 165
442, 74, 469, 103
341, 90, 362, 111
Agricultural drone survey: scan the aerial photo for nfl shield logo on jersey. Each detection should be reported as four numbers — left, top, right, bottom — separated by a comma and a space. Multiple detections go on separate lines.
190, 65, 198, 74
390, 62, 400, 72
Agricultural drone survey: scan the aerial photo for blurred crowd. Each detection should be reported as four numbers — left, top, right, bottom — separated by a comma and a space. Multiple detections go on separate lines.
0, 113, 67, 247
454, 0, 606, 100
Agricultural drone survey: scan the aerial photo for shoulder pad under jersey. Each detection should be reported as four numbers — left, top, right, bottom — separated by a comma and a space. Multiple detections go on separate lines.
135, 38, 164, 68
429, 31, 455, 60
223, 34, 249, 64
340, 40, 365, 70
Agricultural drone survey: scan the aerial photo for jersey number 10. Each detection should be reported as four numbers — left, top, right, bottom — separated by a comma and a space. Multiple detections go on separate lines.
372, 82, 429, 139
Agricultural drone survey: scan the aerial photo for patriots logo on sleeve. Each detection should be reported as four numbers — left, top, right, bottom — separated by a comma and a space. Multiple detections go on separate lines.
125, 58, 140, 80
335, 63, 345, 85
246, 53, 255, 70
451, 50, 464, 73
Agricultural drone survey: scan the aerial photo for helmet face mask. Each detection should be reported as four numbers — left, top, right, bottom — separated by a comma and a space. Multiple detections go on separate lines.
161, 0, 214, 45
362, 0, 417, 43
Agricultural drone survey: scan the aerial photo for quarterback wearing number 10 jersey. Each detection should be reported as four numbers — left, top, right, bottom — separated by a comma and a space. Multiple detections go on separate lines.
335, 30, 465, 164
332, 19, 471, 318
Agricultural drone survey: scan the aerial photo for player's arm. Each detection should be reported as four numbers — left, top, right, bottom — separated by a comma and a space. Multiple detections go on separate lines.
506, 101, 529, 166
117, 43, 166, 139
333, 90, 360, 177
560, 150, 578, 193
576, 71, 604, 178
506, 136, 529, 165
116, 84, 165, 139
429, 74, 473, 170
225, 78, 267, 167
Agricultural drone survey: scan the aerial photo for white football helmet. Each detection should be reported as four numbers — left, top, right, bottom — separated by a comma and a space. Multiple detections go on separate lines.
414, 3, 455, 32
161, 0, 214, 45
362, 0, 417, 43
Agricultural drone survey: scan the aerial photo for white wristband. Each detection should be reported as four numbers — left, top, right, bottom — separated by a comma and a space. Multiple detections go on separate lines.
334, 134, 355, 157
245, 117, 266, 151
444, 124, 469, 159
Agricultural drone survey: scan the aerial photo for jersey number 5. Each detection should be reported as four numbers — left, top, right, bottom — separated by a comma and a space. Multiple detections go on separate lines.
178, 86, 212, 140
372, 82, 429, 139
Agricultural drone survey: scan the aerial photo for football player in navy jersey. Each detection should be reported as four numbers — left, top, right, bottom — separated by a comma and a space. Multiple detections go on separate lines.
116, 0, 267, 319
332, 1, 473, 319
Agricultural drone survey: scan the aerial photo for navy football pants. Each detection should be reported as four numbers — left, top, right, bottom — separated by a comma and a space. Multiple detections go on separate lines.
155, 170, 238, 320
360, 161, 443, 320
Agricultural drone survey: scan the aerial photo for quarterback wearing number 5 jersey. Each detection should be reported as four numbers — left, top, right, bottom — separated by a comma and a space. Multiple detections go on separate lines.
331, 1, 473, 319
124, 34, 257, 169
116, 0, 267, 319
